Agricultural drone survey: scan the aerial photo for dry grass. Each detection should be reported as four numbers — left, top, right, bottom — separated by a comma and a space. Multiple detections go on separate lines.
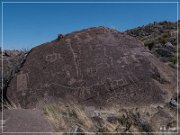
3, 98, 19, 110
42, 101, 94, 132
42, 101, 136, 132
43, 102, 162, 133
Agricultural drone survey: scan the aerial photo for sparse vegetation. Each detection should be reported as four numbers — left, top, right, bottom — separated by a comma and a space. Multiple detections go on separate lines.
42, 101, 94, 132
126, 20, 179, 66
42, 102, 158, 133
3, 98, 19, 110
144, 41, 155, 50
170, 55, 178, 65
158, 36, 168, 45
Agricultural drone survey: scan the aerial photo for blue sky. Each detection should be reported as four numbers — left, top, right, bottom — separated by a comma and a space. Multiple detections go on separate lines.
1, 0, 178, 50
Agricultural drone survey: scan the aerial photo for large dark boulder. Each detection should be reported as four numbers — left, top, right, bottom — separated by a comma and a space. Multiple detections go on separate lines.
6, 27, 176, 108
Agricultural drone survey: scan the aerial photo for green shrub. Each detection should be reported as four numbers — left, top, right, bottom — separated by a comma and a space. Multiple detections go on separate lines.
162, 33, 169, 38
145, 41, 155, 50
170, 56, 178, 65
158, 37, 167, 44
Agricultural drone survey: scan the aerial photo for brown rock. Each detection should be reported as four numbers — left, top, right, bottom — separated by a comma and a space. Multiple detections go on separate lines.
6, 27, 176, 108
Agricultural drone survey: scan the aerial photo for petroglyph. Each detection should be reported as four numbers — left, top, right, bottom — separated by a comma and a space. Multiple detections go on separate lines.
117, 59, 122, 64
35, 82, 78, 92
83, 33, 93, 43
73, 34, 82, 44
78, 86, 91, 99
62, 64, 72, 71
68, 78, 76, 85
86, 67, 97, 76
17, 71, 29, 92
78, 87, 86, 99
118, 77, 129, 86
96, 63, 110, 70
65, 39, 71, 45
90, 44, 103, 52
104, 47, 113, 66
130, 47, 145, 54
67, 38, 83, 79
68, 42, 79, 77
107, 96, 116, 103
127, 75, 139, 89
43, 64, 73, 79
92, 46, 114, 69
105, 76, 147, 103
34, 83, 46, 90
7, 27, 173, 108
45, 52, 62, 63
108, 77, 128, 90
121, 56, 130, 65
51, 83, 77, 90
106, 87, 135, 103
77, 76, 138, 101
66, 71, 71, 78
131, 54, 140, 63
97, 34, 119, 46
117, 46, 122, 51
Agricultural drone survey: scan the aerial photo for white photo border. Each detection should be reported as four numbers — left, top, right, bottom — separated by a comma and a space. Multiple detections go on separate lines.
1, 1, 179, 134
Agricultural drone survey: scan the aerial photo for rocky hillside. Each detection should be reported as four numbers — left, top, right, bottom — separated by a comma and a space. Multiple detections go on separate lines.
126, 21, 180, 68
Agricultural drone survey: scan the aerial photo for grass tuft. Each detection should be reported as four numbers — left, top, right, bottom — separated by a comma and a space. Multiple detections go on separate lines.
42, 101, 94, 132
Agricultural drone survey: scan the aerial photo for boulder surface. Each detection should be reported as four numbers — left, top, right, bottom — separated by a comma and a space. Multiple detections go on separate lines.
6, 27, 176, 108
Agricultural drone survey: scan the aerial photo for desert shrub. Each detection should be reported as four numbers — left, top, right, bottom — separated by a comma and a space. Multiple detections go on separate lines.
145, 41, 155, 50
42, 102, 93, 132
131, 112, 153, 132
171, 56, 177, 64
170, 55, 179, 65
144, 26, 152, 33
162, 33, 169, 38
158, 37, 167, 45
157, 32, 171, 45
